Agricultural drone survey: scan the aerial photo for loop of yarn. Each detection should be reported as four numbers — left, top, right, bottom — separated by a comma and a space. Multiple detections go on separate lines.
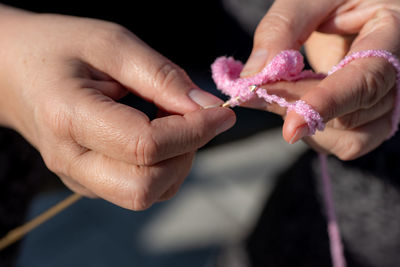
211, 49, 400, 267
211, 49, 400, 137
211, 50, 326, 135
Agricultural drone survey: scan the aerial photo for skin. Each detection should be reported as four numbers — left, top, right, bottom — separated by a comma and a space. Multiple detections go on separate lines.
0, 5, 236, 210
242, 0, 400, 160
3, 1, 397, 210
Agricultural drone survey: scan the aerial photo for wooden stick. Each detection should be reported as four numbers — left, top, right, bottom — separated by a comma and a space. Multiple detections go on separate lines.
0, 193, 82, 251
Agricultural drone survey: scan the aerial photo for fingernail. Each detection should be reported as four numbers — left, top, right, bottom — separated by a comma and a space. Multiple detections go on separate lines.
289, 124, 309, 144
189, 89, 223, 108
240, 50, 268, 77
216, 114, 236, 135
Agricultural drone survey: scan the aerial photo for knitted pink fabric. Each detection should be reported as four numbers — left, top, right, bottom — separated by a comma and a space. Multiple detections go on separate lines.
211, 49, 400, 267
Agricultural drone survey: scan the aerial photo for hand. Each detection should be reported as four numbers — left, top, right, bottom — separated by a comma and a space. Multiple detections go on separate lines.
0, 6, 236, 210
241, 0, 400, 160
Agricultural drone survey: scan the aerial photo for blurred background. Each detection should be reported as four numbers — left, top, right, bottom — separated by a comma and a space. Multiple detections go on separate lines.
1, 1, 400, 267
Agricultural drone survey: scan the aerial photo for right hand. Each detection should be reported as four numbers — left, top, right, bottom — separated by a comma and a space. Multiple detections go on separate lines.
241, 0, 400, 160
0, 6, 236, 210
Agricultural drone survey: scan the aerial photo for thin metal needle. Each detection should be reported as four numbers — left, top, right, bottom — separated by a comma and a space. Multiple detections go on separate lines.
249, 85, 258, 92
221, 101, 232, 108
221, 85, 258, 107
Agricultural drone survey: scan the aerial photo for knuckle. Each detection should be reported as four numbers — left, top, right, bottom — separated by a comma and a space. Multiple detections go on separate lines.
336, 112, 360, 130
59, 175, 97, 198
349, 60, 394, 110
376, 8, 400, 26
41, 151, 58, 173
35, 104, 73, 174
132, 190, 153, 211
360, 8, 400, 35
38, 101, 71, 138
86, 22, 134, 70
153, 61, 188, 91
41, 147, 66, 175
256, 11, 304, 47
160, 185, 179, 201
133, 130, 159, 165
361, 67, 387, 108
130, 176, 154, 211
41, 142, 88, 182
333, 136, 364, 161
93, 22, 132, 48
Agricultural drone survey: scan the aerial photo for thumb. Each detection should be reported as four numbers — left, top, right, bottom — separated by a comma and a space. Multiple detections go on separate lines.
82, 24, 223, 114
240, 0, 338, 77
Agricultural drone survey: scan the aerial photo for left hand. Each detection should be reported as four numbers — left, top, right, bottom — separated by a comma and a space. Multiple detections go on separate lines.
241, 0, 400, 160
0, 8, 235, 210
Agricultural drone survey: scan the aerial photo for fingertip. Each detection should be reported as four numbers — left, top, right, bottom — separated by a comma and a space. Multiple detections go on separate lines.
188, 88, 224, 109
240, 49, 269, 78
283, 111, 309, 144
156, 88, 224, 115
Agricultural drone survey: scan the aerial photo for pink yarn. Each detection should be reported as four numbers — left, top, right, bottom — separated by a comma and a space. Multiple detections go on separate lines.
211, 50, 326, 135
212, 49, 400, 137
319, 153, 346, 267
211, 49, 400, 267
211, 50, 321, 104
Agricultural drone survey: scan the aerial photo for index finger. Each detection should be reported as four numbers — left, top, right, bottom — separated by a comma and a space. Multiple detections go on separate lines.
241, 0, 341, 77
70, 90, 236, 166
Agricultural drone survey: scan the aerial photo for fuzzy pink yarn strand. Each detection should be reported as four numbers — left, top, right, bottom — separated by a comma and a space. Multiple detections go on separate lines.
319, 153, 345, 267
211, 49, 400, 267
211, 50, 326, 135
